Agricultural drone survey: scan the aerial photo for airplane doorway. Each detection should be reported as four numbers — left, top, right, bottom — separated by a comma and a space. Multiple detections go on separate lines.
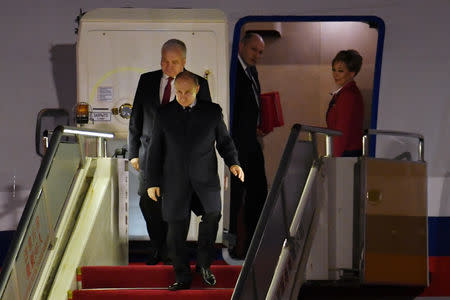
228, 16, 384, 257
230, 16, 384, 188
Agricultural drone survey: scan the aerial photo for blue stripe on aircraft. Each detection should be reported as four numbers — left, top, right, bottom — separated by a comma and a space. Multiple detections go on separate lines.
0, 230, 15, 267
428, 216, 450, 257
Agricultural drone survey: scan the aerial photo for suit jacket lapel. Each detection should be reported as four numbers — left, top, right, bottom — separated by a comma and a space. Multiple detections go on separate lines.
151, 70, 163, 107
239, 63, 260, 109
247, 66, 261, 94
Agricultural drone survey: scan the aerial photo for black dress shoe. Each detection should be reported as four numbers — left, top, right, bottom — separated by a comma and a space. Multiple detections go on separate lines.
197, 267, 216, 286
168, 281, 191, 291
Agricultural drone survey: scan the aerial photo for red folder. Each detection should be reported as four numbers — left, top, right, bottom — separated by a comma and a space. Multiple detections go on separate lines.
259, 91, 284, 134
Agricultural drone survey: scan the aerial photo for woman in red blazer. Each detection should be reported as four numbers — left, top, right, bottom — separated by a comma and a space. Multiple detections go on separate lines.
326, 49, 364, 157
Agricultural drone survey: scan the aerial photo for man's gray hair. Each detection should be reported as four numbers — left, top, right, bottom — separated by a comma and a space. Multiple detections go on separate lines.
161, 39, 187, 58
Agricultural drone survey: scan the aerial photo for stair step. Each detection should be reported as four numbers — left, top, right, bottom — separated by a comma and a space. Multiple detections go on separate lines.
71, 288, 234, 300
80, 265, 241, 289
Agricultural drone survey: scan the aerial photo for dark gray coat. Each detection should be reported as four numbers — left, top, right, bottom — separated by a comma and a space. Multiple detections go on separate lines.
231, 62, 261, 165
146, 100, 239, 221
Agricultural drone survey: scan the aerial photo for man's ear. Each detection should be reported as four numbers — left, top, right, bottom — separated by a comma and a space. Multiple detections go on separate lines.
195, 85, 200, 94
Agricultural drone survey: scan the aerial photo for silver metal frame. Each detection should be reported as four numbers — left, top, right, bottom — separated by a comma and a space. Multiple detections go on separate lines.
300, 124, 342, 158
232, 124, 342, 300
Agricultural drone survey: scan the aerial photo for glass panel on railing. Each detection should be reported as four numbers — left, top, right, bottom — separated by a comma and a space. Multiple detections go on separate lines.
238, 140, 314, 299
15, 191, 51, 300
0, 127, 114, 300
373, 134, 421, 161
82, 136, 106, 157
2, 274, 16, 300
1, 141, 81, 300
44, 142, 81, 229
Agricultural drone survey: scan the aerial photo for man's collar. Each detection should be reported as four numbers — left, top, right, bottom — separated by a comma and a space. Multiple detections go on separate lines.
162, 73, 172, 80
176, 99, 197, 110
238, 54, 248, 70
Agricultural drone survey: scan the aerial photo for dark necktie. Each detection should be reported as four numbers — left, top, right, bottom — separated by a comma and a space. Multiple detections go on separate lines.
161, 77, 173, 105
246, 66, 262, 125
183, 106, 191, 112
246, 66, 260, 94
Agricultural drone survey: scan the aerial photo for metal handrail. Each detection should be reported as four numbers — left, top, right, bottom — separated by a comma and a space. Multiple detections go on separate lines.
232, 124, 341, 300
300, 125, 341, 158
362, 129, 425, 162
0, 126, 114, 298
35, 108, 70, 157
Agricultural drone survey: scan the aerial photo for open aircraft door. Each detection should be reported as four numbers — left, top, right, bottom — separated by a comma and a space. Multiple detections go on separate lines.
76, 8, 230, 242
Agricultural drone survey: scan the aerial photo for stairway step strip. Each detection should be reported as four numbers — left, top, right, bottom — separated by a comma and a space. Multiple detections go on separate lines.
80, 265, 241, 289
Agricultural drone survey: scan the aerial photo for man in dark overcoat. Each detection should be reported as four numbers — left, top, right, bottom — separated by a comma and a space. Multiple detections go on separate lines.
129, 39, 211, 264
230, 32, 268, 257
146, 71, 244, 290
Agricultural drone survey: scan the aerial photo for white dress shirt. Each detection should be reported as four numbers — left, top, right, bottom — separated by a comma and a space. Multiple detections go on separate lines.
159, 73, 175, 103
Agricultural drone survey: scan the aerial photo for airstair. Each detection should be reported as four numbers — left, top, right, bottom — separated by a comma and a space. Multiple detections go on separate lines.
0, 126, 241, 300
231, 125, 428, 299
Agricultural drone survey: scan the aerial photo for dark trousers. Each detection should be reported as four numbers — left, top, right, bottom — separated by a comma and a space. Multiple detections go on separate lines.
230, 142, 268, 251
167, 211, 221, 283
139, 193, 168, 259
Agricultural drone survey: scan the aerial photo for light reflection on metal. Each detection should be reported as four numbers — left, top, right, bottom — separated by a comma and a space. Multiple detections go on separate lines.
325, 136, 333, 157
63, 128, 114, 139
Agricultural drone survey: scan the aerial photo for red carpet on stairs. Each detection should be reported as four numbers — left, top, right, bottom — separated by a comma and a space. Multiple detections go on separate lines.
80, 265, 241, 289
70, 264, 242, 300
71, 289, 234, 300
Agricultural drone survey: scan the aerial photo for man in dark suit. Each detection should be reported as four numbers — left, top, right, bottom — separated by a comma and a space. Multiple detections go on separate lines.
128, 39, 211, 265
230, 32, 268, 258
146, 71, 244, 291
